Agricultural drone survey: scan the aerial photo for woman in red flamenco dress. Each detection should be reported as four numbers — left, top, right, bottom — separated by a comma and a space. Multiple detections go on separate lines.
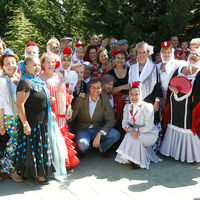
40, 52, 80, 168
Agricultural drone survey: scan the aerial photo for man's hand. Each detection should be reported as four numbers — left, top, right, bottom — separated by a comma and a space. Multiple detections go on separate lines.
93, 132, 103, 151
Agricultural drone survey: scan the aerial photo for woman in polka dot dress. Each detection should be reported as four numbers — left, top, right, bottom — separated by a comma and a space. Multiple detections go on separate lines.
15, 57, 55, 184
0, 53, 23, 182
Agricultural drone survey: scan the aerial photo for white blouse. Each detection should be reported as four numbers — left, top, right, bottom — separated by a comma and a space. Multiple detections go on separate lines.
0, 77, 17, 115
122, 102, 158, 135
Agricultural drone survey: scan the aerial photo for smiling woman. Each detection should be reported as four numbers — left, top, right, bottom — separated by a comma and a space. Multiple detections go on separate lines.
160, 46, 200, 163
0, 53, 23, 182
15, 56, 55, 184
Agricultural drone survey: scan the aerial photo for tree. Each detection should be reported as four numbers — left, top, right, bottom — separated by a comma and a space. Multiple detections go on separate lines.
3, 7, 45, 59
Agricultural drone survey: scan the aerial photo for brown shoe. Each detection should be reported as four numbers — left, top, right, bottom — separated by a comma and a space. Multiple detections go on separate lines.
10, 173, 24, 183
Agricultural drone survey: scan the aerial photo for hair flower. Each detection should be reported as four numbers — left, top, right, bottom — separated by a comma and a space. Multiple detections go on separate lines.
132, 81, 140, 87
110, 49, 118, 57
55, 61, 60, 69
27, 41, 38, 47
75, 41, 85, 48
63, 48, 72, 55
161, 41, 172, 48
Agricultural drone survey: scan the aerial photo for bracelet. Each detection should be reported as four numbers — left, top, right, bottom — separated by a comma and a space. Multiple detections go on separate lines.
155, 98, 160, 102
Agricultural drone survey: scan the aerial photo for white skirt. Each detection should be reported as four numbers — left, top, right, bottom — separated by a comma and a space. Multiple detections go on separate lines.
160, 124, 200, 163
115, 131, 160, 169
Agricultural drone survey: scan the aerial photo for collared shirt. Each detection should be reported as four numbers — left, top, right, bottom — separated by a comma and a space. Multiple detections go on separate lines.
89, 95, 107, 135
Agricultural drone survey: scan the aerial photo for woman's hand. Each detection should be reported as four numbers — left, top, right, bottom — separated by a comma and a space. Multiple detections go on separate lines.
169, 85, 179, 94
79, 93, 86, 98
0, 125, 6, 135
154, 101, 160, 113
23, 122, 31, 135
66, 88, 72, 95
65, 105, 73, 120
129, 129, 139, 140
49, 96, 56, 105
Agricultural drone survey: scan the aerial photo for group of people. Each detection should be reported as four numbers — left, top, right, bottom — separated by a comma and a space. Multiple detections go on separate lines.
0, 34, 200, 184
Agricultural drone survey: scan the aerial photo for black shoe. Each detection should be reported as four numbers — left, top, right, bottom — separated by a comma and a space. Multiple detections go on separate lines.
100, 150, 110, 158
132, 163, 140, 169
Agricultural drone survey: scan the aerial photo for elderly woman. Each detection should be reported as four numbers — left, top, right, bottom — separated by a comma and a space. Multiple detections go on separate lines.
128, 42, 162, 122
40, 52, 79, 175
108, 50, 130, 132
15, 56, 55, 184
0, 53, 23, 182
160, 46, 200, 163
115, 82, 159, 169
46, 38, 60, 56
96, 48, 112, 77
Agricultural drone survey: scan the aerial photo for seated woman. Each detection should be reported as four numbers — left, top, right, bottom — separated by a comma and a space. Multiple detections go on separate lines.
0, 53, 23, 182
115, 82, 159, 169
15, 56, 55, 184
160, 46, 200, 163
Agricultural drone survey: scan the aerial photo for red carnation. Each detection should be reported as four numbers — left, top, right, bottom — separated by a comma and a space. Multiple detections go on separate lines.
111, 49, 118, 57
27, 41, 38, 47
55, 61, 60, 69
63, 48, 72, 55
132, 81, 140, 87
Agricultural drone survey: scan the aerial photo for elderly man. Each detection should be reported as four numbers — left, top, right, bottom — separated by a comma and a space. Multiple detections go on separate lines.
60, 36, 73, 50
71, 78, 120, 157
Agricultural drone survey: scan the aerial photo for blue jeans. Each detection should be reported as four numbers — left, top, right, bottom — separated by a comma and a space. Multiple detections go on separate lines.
76, 128, 120, 153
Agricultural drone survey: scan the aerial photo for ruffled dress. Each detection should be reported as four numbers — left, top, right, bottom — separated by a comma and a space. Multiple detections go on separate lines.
115, 102, 160, 169
160, 67, 200, 162
47, 73, 80, 168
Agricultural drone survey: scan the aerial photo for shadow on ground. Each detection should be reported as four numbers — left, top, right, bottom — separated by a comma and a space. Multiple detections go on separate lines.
66, 150, 200, 193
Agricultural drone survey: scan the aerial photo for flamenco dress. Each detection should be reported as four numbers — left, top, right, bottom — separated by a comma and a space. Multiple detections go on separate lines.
15, 77, 55, 178
160, 67, 200, 162
47, 73, 80, 168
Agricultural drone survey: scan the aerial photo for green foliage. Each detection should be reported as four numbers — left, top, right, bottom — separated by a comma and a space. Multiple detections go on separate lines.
0, 0, 199, 58
3, 7, 45, 59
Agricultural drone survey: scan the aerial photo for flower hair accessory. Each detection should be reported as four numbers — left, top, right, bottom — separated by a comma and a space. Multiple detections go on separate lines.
75, 41, 85, 48
63, 48, 72, 55
110, 49, 118, 57
161, 41, 172, 48
27, 41, 38, 47
55, 61, 60, 69
132, 81, 140, 87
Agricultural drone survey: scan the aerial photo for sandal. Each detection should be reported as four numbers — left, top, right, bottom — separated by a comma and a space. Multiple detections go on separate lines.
10, 173, 24, 183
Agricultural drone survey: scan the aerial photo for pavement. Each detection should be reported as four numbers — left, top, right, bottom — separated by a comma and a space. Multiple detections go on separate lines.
0, 151, 200, 200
